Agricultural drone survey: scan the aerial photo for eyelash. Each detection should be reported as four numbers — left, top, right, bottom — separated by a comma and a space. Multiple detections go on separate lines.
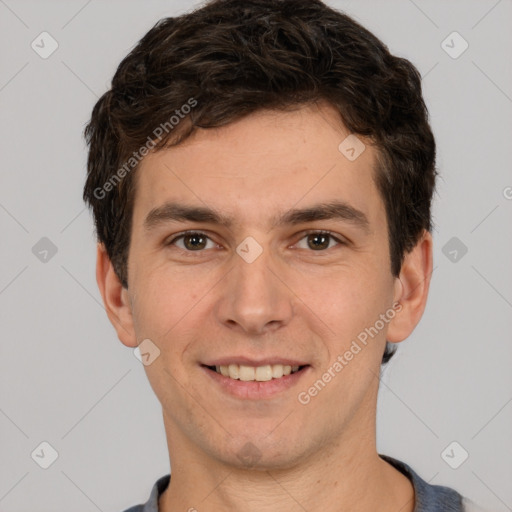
165, 230, 346, 253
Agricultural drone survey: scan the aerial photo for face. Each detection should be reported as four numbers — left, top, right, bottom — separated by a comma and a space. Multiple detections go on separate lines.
116, 102, 407, 469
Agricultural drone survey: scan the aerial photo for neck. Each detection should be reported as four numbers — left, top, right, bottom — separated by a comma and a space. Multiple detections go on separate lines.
158, 408, 414, 512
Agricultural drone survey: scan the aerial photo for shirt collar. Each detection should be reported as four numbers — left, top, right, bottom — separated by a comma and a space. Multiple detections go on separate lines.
380, 454, 463, 511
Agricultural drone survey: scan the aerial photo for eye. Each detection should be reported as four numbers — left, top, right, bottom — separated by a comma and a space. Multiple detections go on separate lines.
166, 231, 217, 251
165, 230, 346, 253
295, 230, 345, 251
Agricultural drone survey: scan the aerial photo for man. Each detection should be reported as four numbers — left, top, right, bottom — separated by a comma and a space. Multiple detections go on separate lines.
83, 0, 488, 510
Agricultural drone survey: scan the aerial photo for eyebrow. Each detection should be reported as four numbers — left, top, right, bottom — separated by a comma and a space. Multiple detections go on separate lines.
143, 200, 370, 233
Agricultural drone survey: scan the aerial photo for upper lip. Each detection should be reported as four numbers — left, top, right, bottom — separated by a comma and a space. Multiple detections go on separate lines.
202, 357, 309, 367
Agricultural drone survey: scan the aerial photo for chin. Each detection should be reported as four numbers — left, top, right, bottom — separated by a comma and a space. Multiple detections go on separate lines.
210, 435, 307, 472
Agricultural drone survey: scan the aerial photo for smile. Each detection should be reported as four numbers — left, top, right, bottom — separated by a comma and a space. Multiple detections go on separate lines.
201, 358, 311, 399
207, 363, 305, 382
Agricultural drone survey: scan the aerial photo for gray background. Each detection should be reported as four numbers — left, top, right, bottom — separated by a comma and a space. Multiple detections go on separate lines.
1, 0, 511, 511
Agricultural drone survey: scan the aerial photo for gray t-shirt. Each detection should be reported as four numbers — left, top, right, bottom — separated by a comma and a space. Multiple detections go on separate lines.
121, 454, 488, 512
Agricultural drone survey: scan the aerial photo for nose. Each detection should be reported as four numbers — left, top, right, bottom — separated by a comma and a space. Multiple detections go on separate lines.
214, 241, 294, 336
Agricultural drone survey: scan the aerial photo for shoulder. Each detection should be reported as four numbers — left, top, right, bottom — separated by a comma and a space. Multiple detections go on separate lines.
380, 454, 464, 511
118, 474, 171, 512
381, 454, 491, 512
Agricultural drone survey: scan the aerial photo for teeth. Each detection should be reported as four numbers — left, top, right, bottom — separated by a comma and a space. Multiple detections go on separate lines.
228, 364, 239, 379
271, 364, 283, 378
255, 365, 272, 381
215, 363, 302, 381
239, 365, 255, 381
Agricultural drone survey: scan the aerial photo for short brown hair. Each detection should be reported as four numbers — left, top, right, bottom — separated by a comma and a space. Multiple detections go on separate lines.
83, 0, 437, 364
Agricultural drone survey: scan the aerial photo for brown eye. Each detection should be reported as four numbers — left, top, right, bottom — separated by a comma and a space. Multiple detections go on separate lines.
183, 233, 208, 250
167, 231, 215, 251
295, 231, 344, 251
307, 233, 330, 250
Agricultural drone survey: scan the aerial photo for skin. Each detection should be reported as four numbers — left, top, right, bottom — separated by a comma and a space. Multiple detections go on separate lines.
97, 101, 432, 512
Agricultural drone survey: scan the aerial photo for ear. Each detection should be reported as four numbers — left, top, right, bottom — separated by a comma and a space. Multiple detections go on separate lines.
96, 243, 138, 347
386, 230, 433, 343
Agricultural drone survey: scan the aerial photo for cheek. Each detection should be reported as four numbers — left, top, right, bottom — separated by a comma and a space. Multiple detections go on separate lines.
130, 267, 203, 345
130, 267, 225, 389
297, 265, 390, 338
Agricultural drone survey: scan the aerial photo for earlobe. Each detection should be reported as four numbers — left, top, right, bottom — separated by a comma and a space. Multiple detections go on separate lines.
96, 243, 138, 347
386, 230, 433, 343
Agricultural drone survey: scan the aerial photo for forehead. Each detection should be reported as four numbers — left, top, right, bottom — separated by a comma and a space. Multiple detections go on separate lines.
132, 102, 384, 230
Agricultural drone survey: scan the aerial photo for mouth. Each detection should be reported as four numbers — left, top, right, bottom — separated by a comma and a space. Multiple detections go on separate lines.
200, 358, 311, 399
201, 363, 310, 400
203, 363, 308, 382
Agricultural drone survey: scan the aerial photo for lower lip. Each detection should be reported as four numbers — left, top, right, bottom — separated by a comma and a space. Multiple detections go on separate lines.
202, 365, 310, 400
